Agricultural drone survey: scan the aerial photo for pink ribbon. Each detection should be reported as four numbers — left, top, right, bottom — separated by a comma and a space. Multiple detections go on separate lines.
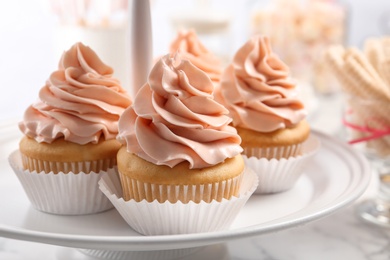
342, 113, 390, 144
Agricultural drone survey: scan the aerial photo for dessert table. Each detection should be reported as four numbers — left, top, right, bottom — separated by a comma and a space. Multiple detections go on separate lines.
1, 1, 389, 258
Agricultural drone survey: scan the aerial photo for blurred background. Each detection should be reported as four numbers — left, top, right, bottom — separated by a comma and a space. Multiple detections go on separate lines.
1, 0, 390, 121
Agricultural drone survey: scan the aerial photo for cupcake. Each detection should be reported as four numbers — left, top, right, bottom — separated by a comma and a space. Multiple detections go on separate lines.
98, 53, 258, 235
8, 42, 132, 215
215, 35, 319, 194
169, 29, 223, 85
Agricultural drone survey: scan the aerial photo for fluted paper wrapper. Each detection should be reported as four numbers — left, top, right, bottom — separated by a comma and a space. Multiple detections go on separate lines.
20, 153, 116, 174
119, 172, 243, 203
244, 134, 320, 194
243, 143, 304, 160
9, 150, 114, 215
98, 167, 258, 235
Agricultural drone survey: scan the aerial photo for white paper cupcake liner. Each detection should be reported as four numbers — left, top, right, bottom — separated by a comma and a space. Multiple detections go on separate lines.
20, 153, 116, 174
243, 143, 303, 160
244, 134, 320, 194
119, 172, 243, 203
98, 167, 258, 235
9, 150, 115, 215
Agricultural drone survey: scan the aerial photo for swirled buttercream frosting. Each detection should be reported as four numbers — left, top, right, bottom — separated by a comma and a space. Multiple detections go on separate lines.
215, 35, 306, 132
169, 30, 222, 83
117, 53, 242, 169
19, 42, 132, 144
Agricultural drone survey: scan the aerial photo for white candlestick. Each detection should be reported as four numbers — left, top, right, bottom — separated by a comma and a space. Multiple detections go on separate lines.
129, 0, 153, 97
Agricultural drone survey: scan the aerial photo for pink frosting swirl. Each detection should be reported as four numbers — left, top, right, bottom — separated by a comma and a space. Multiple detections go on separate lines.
118, 54, 242, 169
169, 30, 222, 83
19, 42, 132, 144
215, 35, 306, 132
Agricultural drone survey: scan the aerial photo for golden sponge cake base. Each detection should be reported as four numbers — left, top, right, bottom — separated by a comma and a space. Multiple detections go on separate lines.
237, 120, 311, 159
117, 147, 245, 203
19, 136, 121, 173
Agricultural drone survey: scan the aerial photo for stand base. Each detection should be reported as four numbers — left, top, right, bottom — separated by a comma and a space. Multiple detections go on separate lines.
78, 247, 202, 260
357, 199, 390, 227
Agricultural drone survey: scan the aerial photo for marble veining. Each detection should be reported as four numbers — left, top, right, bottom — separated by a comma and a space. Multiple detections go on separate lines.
226, 205, 390, 260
